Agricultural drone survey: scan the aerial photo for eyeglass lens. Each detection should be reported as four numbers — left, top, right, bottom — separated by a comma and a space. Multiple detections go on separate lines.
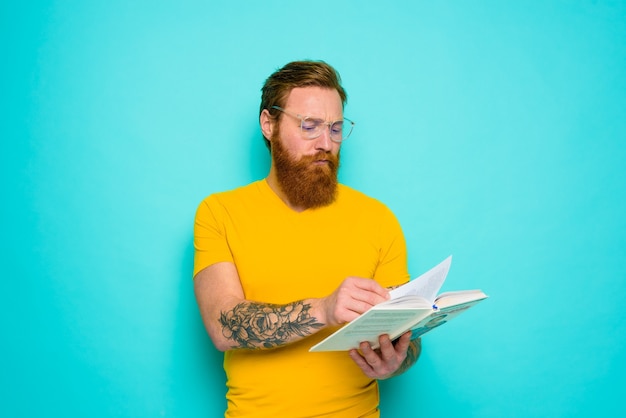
301, 118, 351, 141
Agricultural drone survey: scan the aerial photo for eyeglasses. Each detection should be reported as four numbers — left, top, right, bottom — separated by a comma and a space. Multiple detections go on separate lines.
271, 106, 355, 142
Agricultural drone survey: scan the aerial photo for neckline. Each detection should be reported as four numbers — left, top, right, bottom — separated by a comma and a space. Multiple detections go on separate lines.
260, 178, 339, 216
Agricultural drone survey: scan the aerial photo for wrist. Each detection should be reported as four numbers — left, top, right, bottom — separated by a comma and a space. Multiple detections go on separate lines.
307, 297, 329, 327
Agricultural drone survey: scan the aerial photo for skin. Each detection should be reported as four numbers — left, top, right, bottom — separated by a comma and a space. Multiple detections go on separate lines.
194, 86, 419, 379
260, 86, 343, 212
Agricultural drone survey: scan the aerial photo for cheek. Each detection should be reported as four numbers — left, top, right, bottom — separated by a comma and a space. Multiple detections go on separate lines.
283, 138, 314, 157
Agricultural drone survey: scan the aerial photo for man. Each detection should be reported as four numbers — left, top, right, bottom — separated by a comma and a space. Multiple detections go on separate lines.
193, 60, 420, 417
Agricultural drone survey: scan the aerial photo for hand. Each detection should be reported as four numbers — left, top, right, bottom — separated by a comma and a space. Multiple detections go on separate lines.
348, 331, 412, 379
319, 277, 389, 327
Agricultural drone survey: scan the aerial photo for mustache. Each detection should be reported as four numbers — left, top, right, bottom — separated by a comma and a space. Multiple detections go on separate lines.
301, 151, 339, 167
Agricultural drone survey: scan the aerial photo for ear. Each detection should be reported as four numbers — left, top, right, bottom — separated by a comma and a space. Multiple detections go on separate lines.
260, 109, 275, 142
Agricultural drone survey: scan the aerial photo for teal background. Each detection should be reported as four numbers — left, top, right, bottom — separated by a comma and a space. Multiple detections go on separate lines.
2, 1, 625, 417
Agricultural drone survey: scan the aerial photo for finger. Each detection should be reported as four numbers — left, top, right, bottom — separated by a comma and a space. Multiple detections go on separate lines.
377, 334, 396, 361
336, 278, 385, 304
348, 348, 374, 374
353, 278, 390, 300
336, 295, 385, 320
392, 332, 412, 356
332, 278, 391, 323
344, 277, 389, 299
350, 287, 389, 310
359, 341, 383, 369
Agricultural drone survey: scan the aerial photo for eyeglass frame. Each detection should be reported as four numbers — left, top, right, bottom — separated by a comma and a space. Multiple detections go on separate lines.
270, 106, 355, 142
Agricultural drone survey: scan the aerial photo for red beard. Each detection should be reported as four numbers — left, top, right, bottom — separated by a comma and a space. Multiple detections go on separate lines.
272, 137, 340, 210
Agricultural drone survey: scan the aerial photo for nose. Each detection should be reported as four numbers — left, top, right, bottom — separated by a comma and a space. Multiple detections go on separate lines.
313, 126, 333, 152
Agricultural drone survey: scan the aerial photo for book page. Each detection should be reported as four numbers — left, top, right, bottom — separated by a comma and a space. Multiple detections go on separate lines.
389, 256, 452, 302
409, 297, 487, 339
435, 289, 487, 308
340, 310, 423, 340
377, 294, 431, 308
309, 308, 431, 351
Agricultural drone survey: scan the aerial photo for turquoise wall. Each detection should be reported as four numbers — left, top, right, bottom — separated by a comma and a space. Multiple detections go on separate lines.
2, 1, 625, 416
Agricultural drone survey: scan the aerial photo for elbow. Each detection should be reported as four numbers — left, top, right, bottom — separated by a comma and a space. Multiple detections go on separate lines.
206, 326, 233, 352
212, 339, 232, 352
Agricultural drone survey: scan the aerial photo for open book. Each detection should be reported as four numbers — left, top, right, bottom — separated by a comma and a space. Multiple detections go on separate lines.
310, 256, 487, 352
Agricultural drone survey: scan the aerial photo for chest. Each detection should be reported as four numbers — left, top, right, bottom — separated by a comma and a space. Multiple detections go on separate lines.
223, 209, 382, 303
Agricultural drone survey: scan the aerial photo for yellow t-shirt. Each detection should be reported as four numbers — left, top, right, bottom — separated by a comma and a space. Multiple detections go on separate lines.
194, 180, 409, 418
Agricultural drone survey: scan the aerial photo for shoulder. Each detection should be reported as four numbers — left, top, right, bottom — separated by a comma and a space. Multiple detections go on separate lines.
198, 181, 263, 207
195, 181, 266, 223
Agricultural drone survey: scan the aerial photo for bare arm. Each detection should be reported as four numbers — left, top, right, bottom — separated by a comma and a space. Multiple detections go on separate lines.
386, 336, 422, 378
194, 262, 390, 352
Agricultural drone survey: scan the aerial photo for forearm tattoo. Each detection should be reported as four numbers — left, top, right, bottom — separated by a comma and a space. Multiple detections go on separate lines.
393, 338, 422, 377
219, 301, 323, 349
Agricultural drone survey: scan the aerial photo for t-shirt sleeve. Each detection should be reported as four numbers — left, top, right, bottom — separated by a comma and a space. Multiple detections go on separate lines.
373, 204, 410, 288
193, 195, 234, 278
